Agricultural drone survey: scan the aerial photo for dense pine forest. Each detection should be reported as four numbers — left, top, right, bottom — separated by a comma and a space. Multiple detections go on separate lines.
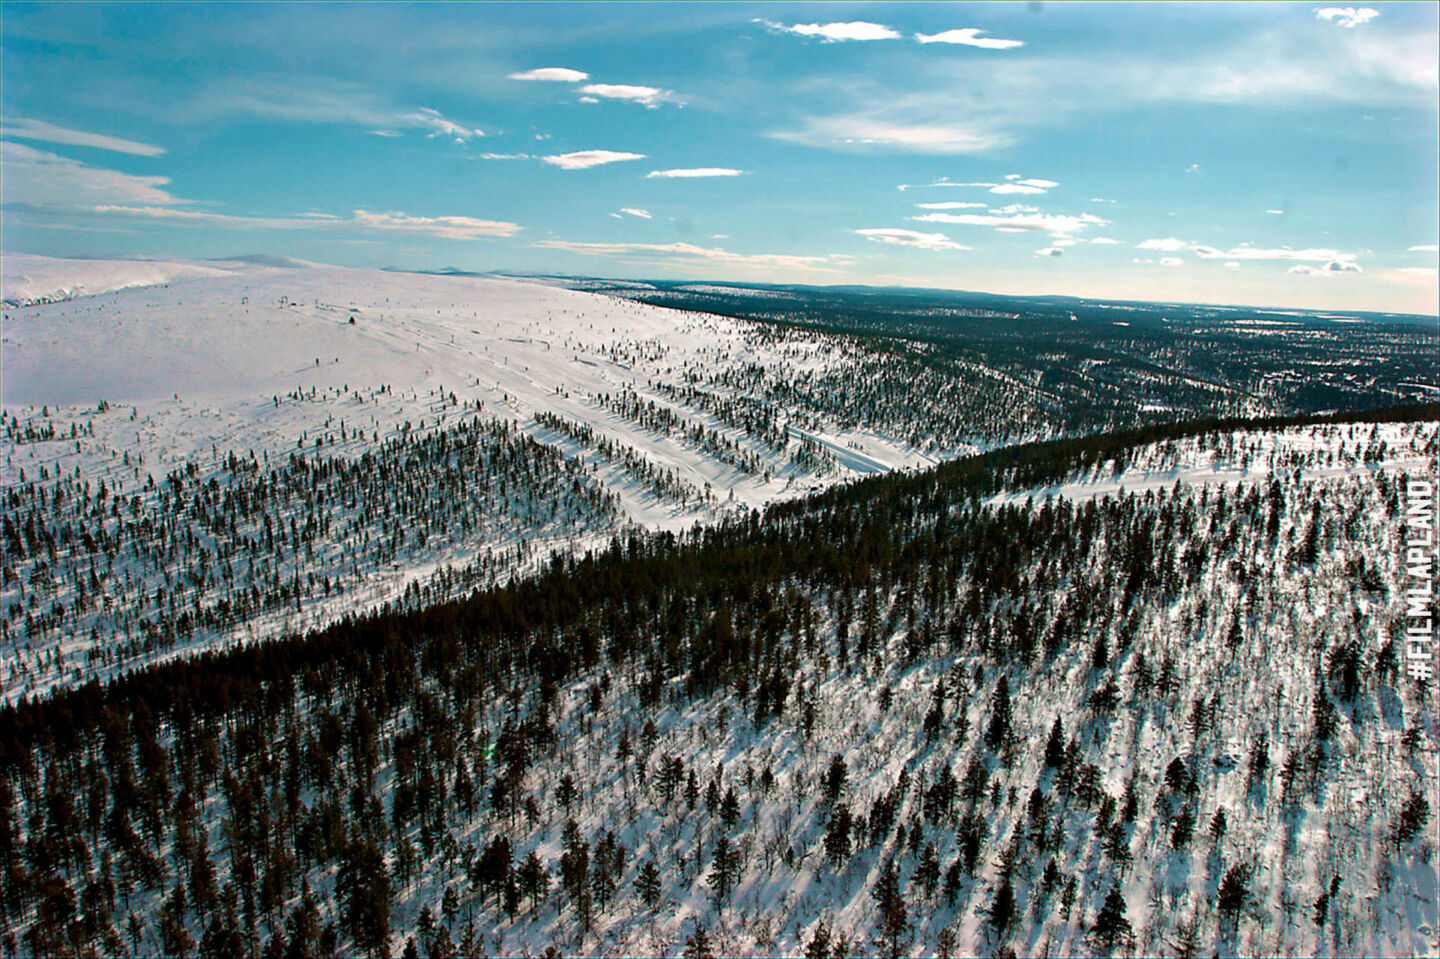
1, 404, 1434, 958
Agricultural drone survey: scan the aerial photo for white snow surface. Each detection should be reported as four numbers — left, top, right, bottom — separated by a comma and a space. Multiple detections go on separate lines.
2, 255, 934, 699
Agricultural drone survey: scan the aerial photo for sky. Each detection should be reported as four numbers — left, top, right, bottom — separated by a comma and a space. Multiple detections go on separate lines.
2, 2, 1437, 314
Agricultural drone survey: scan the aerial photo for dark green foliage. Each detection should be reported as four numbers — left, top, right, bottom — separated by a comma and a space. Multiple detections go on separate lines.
1088, 883, 1132, 952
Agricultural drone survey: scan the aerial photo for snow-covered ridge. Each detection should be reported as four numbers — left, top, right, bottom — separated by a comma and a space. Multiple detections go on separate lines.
2, 258, 932, 700
0, 252, 260, 306
989, 421, 1438, 506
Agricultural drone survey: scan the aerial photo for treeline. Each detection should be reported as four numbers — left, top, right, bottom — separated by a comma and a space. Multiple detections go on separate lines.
2, 414, 619, 699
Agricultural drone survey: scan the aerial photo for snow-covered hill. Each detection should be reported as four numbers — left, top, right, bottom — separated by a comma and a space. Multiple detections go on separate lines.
3, 257, 953, 700
1, 412, 1433, 959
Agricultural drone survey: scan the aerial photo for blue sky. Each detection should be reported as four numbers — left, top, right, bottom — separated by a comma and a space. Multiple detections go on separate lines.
3, 2, 1436, 313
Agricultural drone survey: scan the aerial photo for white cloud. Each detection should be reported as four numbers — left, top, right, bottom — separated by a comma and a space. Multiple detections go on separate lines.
912, 208, 1107, 237
1036, 247, 1065, 257
507, 67, 589, 82
0, 117, 165, 157
914, 177, 1058, 195
1289, 259, 1362, 275
619, 208, 652, 219
200, 77, 486, 143
400, 107, 485, 141
1315, 7, 1379, 28
756, 19, 900, 42
645, 167, 745, 179
1160, 257, 1186, 267
1194, 244, 1357, 263
1, 141, 180, 208
1225, 261, 1241, 269
915, 28, 1024, 49
533, 238, 840, 273
89, 203, 521, 239
1409, 244, 1439, 252
1089, 237, 1122, 245
1265, 208, 1286, 214
1137, 237, 1190, 251
542, 150, 646, 170
349, 209, 520, 239
478, 153, 532, 160
914, 201, 988, 210
772, 116, 1013, 154
854, 228, 970, 251
578, 83, 675, 107
1185, 163, 1202, 174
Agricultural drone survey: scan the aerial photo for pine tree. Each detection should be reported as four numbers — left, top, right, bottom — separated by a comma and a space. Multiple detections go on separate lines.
983, 874, 1017, 939
985, 677, 1012, 751
1044, 717, 1066, 768
804, 918, 832, 959
683, 924, 714, 959
634, 861, 662, 909
872, 861, 908, 959
707, 837, 737, 902
1087, 883, 1132, 952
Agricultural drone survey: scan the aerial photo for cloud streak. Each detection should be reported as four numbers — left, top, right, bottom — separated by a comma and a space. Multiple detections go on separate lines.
89, 204, 521, 239
0, 117, 166, 157
911, 206, 1108, 237
646, 168, 745, 179
533, 239, 840, 273
542, 150, 646, 170
756, 19, 900, 42
507, 67, 589, 82
1, 141, 180, 208
915, 28, 1024, 49
772, 116, 1013, 154
854, 228, 969, 251
578, 83, 675, 107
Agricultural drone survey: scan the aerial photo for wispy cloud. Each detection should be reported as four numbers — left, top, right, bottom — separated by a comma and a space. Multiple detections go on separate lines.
89, 204, 521, 239
1159, 256, 1185, 267
533, 238, 841, 273
756, 19, 900, 42
508, 67, 589, 82
646, 168, 745, 179
772, 116, 1013, 155
926, 175, 1060, 196
1036, 246, 1065, 257
478, 153, 533, 160
1289, 260, 1362, 275
914, 28, 1024, 49
541, 150, 646, 170
914, 202, 989, 210
911, 206, 1108, 237
0, 117, 165, 157
196, 76, 485, 142
854, 228, 969, 251
1193, 244, 1358, 263
1409, 244, 1439, 252
1315, 7, 1379, 28
578, 83, 676, 107
619, 208, 652, 218
1137, 237, 1190, 251
1, 141, 180, 208
349, 209, 520, 239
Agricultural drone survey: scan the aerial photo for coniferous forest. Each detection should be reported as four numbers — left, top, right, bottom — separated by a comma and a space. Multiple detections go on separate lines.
1, 403, 1435, 958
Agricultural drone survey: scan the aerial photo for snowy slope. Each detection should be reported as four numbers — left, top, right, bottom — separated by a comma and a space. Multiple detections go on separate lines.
2, 256, 935, 701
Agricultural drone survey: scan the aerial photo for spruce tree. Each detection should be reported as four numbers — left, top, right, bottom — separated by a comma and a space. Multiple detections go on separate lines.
1088, 883, 1132, 952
